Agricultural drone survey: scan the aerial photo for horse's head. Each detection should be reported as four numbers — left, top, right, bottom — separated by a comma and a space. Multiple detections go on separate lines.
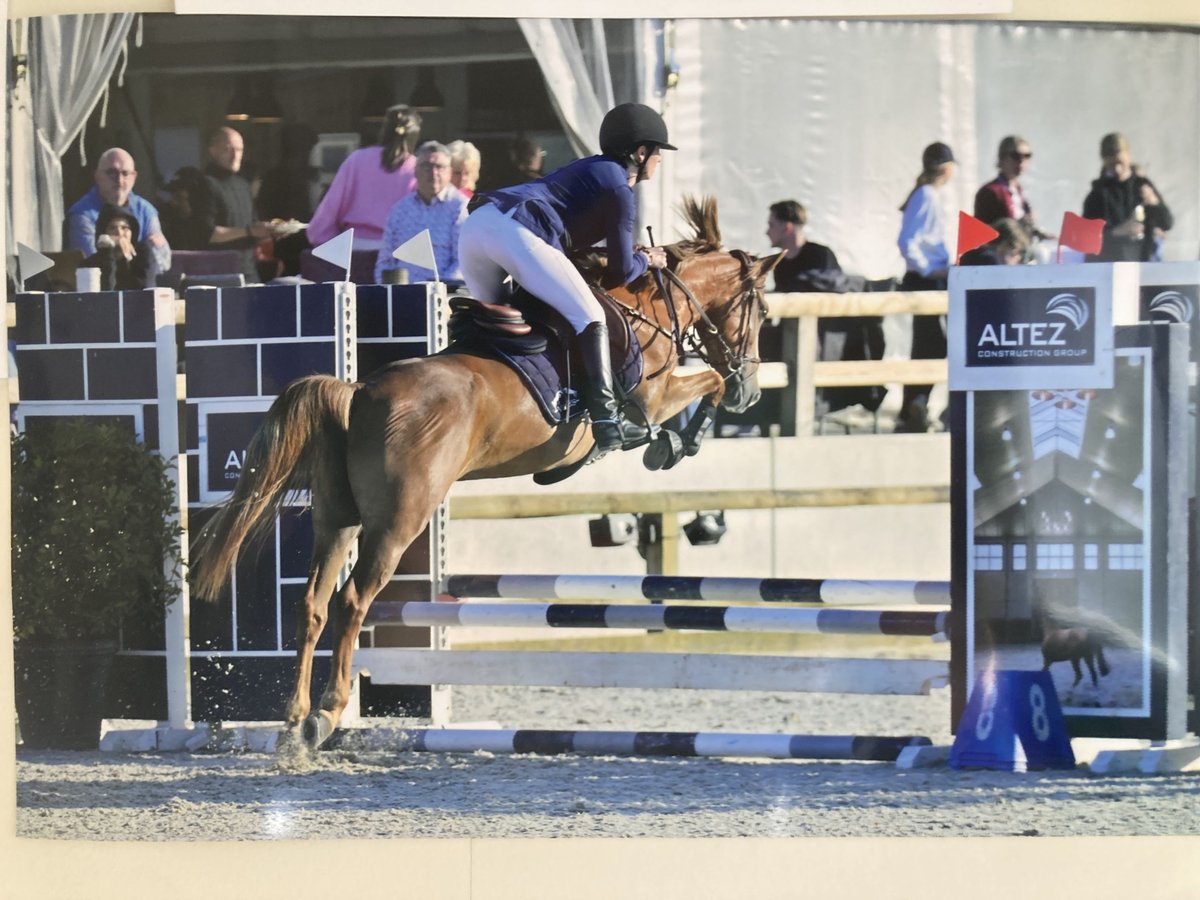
667, 197, 782, 414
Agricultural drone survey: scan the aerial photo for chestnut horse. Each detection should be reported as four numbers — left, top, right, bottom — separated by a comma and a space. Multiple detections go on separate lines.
190, 196, 779, 749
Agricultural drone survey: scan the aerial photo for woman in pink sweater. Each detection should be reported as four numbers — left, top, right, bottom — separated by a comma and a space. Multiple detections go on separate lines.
306, 104, 421, 252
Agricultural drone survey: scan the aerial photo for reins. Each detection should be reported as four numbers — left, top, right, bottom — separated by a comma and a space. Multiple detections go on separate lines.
641, 253, 764, 381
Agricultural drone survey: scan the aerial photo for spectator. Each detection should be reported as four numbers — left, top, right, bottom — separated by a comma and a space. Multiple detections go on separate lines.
959, 217, 1030, 266
159, 166, 212, 251
65, 147, 171, 275
895, 141, 955, 433
766, 199, 883, 417
375, 142, 468, 284
509, 136, 545, 182
81, 204, 152, 291
307, 104, 422, 253
767, 199, 846, 293
448, 140, 482, 198
974, 135, 1053, 250
195, 126, 286, 283
1082, 132, 1173, 262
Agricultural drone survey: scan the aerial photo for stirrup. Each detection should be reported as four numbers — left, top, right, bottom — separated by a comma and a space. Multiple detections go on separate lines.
592, 416, 653, 453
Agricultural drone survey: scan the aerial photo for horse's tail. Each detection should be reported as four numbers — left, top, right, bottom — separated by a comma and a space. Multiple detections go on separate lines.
190, 375, 358, 602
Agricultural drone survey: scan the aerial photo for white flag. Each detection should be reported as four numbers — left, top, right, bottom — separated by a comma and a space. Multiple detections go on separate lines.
392, 230, 438, 283
17, 243, 54, 288
312, 228, 354, 281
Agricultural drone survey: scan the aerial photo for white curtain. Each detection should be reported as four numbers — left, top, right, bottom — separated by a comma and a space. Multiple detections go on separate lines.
9, 14, 136, 253
518, 19, 616, 158
681, 19, 1200, 275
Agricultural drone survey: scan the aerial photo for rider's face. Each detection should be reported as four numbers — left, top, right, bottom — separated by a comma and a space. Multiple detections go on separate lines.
638, 145, 662, 182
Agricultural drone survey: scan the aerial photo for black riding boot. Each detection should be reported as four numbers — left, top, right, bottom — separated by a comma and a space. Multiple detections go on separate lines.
579, 321, 649, 452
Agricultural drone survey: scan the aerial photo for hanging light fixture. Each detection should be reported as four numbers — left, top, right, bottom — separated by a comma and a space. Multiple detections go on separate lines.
408, 66, 444, 113
226, 77, 284, 124
360, 73, 396, 125
249, 84, 283, 123
225, 77, 255, 121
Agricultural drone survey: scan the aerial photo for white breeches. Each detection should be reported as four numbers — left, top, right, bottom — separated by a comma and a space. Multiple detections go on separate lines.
458, 202, 604, 334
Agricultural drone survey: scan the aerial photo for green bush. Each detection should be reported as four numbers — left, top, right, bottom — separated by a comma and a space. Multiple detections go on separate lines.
11, 419, 184, 643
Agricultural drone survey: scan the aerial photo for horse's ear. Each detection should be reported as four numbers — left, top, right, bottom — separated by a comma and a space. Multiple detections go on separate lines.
750, 250, 785, 283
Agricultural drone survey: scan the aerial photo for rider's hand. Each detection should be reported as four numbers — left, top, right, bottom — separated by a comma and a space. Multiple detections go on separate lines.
642, 247, 667, 269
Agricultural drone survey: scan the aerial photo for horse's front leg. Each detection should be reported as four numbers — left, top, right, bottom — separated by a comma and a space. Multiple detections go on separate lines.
1070, 658, 1084, 686
643, 368, 724, 471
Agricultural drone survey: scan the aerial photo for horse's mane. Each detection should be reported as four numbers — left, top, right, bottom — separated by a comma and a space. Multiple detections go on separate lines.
668, 195, 722, 260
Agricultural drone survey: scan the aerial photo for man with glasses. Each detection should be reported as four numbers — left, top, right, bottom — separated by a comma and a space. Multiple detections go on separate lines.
973, 135, 1052, 248
66, 147, 171, 276
375, 141, 467, 284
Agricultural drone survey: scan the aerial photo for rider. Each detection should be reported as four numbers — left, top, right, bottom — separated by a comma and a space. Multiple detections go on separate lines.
458, 103, 675, 452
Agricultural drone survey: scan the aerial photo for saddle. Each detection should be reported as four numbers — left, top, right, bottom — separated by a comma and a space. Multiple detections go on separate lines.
444, 287, 644, 429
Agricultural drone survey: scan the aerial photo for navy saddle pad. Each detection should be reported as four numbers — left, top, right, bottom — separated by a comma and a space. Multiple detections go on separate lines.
444, 289, 643, 426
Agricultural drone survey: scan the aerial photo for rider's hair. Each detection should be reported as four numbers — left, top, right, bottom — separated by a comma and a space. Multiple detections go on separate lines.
769, 200, 807, 228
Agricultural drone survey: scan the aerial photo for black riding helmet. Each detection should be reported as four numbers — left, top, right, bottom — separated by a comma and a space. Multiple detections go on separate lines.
600, 103, 677, 170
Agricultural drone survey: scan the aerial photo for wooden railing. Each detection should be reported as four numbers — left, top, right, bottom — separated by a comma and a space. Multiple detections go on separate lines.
764, 290, 949, 435
450, 484, 949, 575
450, 485, 949, 520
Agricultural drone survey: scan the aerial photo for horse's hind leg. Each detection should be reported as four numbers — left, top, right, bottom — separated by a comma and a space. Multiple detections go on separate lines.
1083, 654, 1099, 687
1070, 658, 1084, 686
303, 517, 431, 749
283, 518, 361, 730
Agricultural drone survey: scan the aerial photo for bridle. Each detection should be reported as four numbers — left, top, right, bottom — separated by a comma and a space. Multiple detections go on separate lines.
627, 251, 767, 383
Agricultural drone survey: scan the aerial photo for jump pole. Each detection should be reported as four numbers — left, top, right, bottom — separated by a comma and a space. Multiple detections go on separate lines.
445, 573, 950, 606
367, 600, 950, 637
338, 727, 933, 762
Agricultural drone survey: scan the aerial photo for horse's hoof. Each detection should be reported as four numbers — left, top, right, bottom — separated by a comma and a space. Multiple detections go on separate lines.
302, 712, 335, 749
643, 430, 684, 471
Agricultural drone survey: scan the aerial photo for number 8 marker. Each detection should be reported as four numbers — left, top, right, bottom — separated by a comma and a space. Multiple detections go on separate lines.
1029, 683, 1050, 741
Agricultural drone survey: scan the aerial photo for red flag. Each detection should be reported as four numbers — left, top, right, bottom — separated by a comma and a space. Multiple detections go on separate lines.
956, 211, 999, 263
1059, 212, 1105, 256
